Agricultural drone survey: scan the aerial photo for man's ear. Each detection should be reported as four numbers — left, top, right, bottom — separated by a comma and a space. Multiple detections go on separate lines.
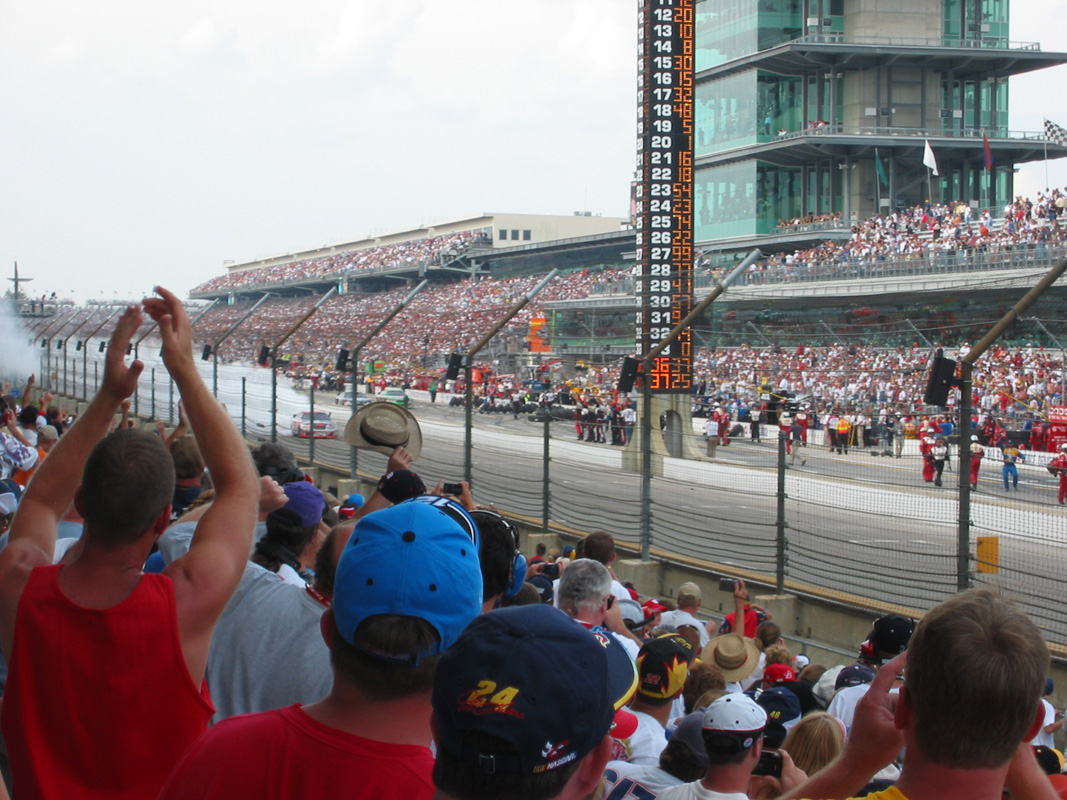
151, 505, 172, 537
568, 736, 613, 798
320, 608, 335, 649
895, 686, 912, 731
1022, 700, 1046, 744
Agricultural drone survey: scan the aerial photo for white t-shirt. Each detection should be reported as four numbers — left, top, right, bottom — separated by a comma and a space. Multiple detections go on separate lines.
659, 608, 710, 648
624, 710, 669, 766
827, 684, 868, 732
602, 761, 683, 799
1031, 698, 1057, 748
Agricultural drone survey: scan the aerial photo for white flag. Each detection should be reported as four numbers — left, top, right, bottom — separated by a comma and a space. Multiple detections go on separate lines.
923, 139, 939, 176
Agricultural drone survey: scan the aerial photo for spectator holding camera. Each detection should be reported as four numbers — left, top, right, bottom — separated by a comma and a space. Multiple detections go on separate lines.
659, 693, 805, 800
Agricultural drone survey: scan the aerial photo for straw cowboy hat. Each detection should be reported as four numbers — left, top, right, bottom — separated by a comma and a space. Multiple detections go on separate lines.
344, 402, 423, 461
702, 633, 760, 683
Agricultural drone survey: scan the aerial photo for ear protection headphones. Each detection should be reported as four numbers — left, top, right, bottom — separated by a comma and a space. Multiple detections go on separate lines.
858, 638, 877, 662
470, 508, 526, 598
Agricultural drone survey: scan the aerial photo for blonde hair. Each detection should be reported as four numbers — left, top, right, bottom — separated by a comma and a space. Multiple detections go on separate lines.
781, 712, 844, 776
764, 644, 794, 667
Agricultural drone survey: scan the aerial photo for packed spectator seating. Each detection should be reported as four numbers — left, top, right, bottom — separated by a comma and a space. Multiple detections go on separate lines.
193, 266, 631, 368
742, 193, 1067, 284
190, 231, 488, 295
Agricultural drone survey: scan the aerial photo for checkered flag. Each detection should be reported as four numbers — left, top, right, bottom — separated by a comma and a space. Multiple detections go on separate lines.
1045, 118, 1067, 147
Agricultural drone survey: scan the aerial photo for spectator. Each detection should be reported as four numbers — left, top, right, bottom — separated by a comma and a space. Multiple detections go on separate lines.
715, 579, 771, 639
603, 712, 711, 799
779, 712, 844, 778
659, 693, 803, 800
557, 558, 641, 660
827, 613, 913, 733
10, 424, 56, 488
702, 633, 761, 692
781, 589, 1055, 800
660, 582, 710, 648
581, 530, 635, 604
0, 290, 260, 800
431, 603, 640, 800
0, 396, 37, 481
250, 481, 327, 587
169, 434, 206, 519
160, 499, 484, 799
624, 636, 697, 765
159, 453, 407, 725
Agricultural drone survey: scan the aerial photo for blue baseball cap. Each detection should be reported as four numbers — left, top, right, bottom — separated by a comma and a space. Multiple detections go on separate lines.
433, 604, 639, 775
332, 500, 483, 659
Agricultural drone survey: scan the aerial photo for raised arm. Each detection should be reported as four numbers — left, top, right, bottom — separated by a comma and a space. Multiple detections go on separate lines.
21, 374, 35, 409
0, 308, 144, 656
149, 287, 259, 682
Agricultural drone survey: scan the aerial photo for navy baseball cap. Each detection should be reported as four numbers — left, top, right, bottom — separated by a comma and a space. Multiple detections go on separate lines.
433, 604, 639, 775
332, 500, 483, 659
836, 664, 876, 690
755, 686, 801, 748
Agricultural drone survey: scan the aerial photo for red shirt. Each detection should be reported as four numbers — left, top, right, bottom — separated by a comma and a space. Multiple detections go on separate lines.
159, 705, 435, 800
1, 565, 213, 800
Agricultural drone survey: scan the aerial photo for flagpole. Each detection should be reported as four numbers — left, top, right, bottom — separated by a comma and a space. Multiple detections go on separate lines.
1045, 138, 1050, 193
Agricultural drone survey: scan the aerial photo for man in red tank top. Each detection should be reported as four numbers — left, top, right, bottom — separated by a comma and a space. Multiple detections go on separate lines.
0, 288, 260, 800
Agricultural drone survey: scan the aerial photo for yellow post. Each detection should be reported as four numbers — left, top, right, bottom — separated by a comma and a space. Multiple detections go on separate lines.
976, 535, 1000, 574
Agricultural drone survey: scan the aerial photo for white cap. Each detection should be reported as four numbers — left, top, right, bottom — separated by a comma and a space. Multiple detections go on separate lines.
971, 435, 979, 441
701, 693, 767, 741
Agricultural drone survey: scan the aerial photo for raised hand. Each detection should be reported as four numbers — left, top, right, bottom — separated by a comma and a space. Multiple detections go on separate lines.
101, 306, 145, 402
143, 287, 195, 381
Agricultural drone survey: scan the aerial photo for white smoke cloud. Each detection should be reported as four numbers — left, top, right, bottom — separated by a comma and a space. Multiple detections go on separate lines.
0, 305, 46, 391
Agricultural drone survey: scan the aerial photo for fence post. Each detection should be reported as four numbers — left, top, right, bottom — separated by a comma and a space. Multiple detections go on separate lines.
542, 410, 551, 532
241, 377, 247, 439
308, 383, 316, 464
776, 429, 787, 594
168, 379, 174, 425
150, 369, 156, 420
640, 381, 652, 562
270, 349, 278, 443
464, 363, 473, 486
957, 362, 974, 591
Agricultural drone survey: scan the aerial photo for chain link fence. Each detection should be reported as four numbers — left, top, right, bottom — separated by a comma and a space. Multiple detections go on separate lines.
30, 320, 1067, 650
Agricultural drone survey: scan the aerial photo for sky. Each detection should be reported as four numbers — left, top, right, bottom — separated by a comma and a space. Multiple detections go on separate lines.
2, 0, 1066, 303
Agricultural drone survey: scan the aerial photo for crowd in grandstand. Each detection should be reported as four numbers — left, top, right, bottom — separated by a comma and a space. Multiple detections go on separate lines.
743, 193, 1067, 284
190, 231, 488, 295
